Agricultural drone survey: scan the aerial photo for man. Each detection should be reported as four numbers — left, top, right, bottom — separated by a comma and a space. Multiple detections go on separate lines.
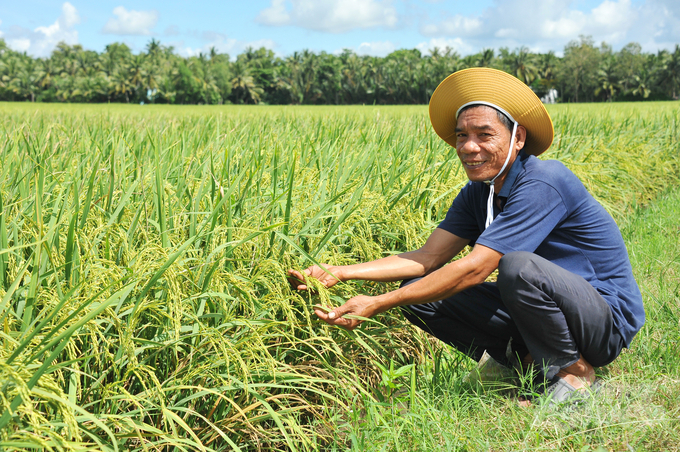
288, 68, 645, 404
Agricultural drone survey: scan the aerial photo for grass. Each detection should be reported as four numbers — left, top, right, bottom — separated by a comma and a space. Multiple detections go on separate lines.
0, 101, 678, 451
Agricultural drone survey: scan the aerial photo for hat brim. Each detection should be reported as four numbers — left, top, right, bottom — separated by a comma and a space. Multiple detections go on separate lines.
429, 68, 554, 156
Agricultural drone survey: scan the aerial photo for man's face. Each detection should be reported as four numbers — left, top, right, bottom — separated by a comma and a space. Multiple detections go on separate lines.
455, 106, 515, 183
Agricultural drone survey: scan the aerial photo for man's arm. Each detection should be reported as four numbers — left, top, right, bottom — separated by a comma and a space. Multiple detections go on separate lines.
287, 228, 470, 290
315, 244, 502, 330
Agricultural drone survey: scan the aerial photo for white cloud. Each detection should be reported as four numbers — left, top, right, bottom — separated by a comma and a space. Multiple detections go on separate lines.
540, 13, 586, 39
422, 14, 483, 37
593, 0, 634, 30
418, 0, 676, 54
356, 41, 396, 56
8, 38, 31, 53
176, 34, 278, 60
103, 6, 159, 36
34, 1, 80, 38
416, 37, 474, 56
257, 0, 291, 26
256, 0, 399, 33
637, 0, 680, 46
4, 2, 80, 57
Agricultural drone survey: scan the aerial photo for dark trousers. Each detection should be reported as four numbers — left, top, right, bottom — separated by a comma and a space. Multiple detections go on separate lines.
401, 251, 626, 379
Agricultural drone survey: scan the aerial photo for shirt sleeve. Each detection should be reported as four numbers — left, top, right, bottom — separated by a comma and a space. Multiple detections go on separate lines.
437, 182, 483, 242
476, 179, 568, 254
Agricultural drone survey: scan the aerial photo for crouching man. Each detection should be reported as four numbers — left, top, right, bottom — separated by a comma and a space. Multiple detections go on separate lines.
288, 68, 644, 405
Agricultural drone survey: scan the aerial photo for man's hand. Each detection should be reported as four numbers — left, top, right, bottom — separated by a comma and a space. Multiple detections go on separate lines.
313, 295, 377, 330
287, 265, 342, 291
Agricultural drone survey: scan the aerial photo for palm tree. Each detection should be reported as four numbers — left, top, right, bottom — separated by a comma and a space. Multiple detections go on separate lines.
659, 45, 680, 99
457, 54, 477, 70
629, 71, 651, 99
34, 58, 59, 91
143, 65, 160, 102
280, 50, 322, 104
128, 54, 146, 99
146, 39, 161, 59
230, 62, 263, 104
72, 66, 107, 102
507, 47, 538, 85
237, 47, 277, 99
339, 51, 366, 103
537, 52, 558, 85
110, 70, 133, 102
10, 60, 38, 102
595, 57, 620, 101
0, 55, 24, 99
477, 48, 495, 67
533, 51, 559, 99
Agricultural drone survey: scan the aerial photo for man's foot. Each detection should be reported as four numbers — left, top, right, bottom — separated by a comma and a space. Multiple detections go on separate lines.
555, 355, 596, 389
518, 355, 596, 407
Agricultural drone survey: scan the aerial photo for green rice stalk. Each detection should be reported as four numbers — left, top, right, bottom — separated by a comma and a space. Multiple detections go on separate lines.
0, 193, 7, 290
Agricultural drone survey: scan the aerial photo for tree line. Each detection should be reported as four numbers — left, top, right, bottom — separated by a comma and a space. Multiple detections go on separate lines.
1, 36, 679, 105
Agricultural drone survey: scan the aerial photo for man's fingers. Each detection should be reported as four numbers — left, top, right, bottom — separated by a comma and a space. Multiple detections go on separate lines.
287, 269, 310, 290
313, 307, 359, 330
329, 305, 346, 319
327, 306, 353, 325
287, 269, 304, 280
314, 306, 344, 322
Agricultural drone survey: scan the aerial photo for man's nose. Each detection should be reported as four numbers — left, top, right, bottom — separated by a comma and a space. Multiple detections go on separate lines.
458, 137, 481, 154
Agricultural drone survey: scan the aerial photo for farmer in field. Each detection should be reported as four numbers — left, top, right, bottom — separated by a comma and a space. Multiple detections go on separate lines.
288, 68, 645, 405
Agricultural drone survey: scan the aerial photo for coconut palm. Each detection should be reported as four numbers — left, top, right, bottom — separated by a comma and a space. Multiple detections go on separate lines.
230, 62, 263, 104
506, 47, 538, 85
477, 48, 495, 68
0, 55, 24, 98
146, 39, 161, 60
595, 57, 621, 101
34, 58, 60, 91
659, 45, 680, 99
128, 54, 146, 100
9, 60, 39, 101
110, 69, 133, 103
629, 70, 652, 99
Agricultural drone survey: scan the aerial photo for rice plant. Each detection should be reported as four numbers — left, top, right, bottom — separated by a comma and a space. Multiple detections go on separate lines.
0, 101, 678, 451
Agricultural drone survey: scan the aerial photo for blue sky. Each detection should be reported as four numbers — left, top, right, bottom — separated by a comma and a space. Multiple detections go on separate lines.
1, 0, 679, 58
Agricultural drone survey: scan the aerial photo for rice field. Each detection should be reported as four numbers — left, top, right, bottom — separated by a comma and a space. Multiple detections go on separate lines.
0, 101, 679, 451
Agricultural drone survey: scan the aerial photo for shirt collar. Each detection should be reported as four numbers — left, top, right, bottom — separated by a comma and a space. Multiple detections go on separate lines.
497, 150, 527, 199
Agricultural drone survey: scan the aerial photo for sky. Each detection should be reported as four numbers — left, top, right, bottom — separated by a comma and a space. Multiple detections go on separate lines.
1, 0, 679, 59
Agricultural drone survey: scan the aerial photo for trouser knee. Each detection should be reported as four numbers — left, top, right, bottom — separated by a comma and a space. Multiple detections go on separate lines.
497, 251, 536, 305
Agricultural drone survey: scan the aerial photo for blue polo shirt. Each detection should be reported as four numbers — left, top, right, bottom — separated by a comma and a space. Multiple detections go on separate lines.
438, 151, 644, 347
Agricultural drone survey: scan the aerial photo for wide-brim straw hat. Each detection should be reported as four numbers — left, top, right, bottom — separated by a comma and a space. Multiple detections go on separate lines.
429, 67, 554, 156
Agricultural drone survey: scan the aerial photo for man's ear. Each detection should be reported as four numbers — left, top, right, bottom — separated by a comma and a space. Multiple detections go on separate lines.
514, 125, 527, 152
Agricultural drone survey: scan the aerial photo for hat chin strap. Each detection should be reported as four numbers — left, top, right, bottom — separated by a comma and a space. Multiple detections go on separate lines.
484, 120, 518, 229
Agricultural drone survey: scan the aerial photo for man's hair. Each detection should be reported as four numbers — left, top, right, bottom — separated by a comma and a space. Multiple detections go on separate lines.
458, 104, 514, 133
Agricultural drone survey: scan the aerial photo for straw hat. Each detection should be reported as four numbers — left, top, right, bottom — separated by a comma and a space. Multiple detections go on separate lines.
429, 67, 554, 156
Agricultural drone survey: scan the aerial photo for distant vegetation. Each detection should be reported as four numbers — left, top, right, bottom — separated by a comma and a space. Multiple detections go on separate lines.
1, 35, 679, 105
